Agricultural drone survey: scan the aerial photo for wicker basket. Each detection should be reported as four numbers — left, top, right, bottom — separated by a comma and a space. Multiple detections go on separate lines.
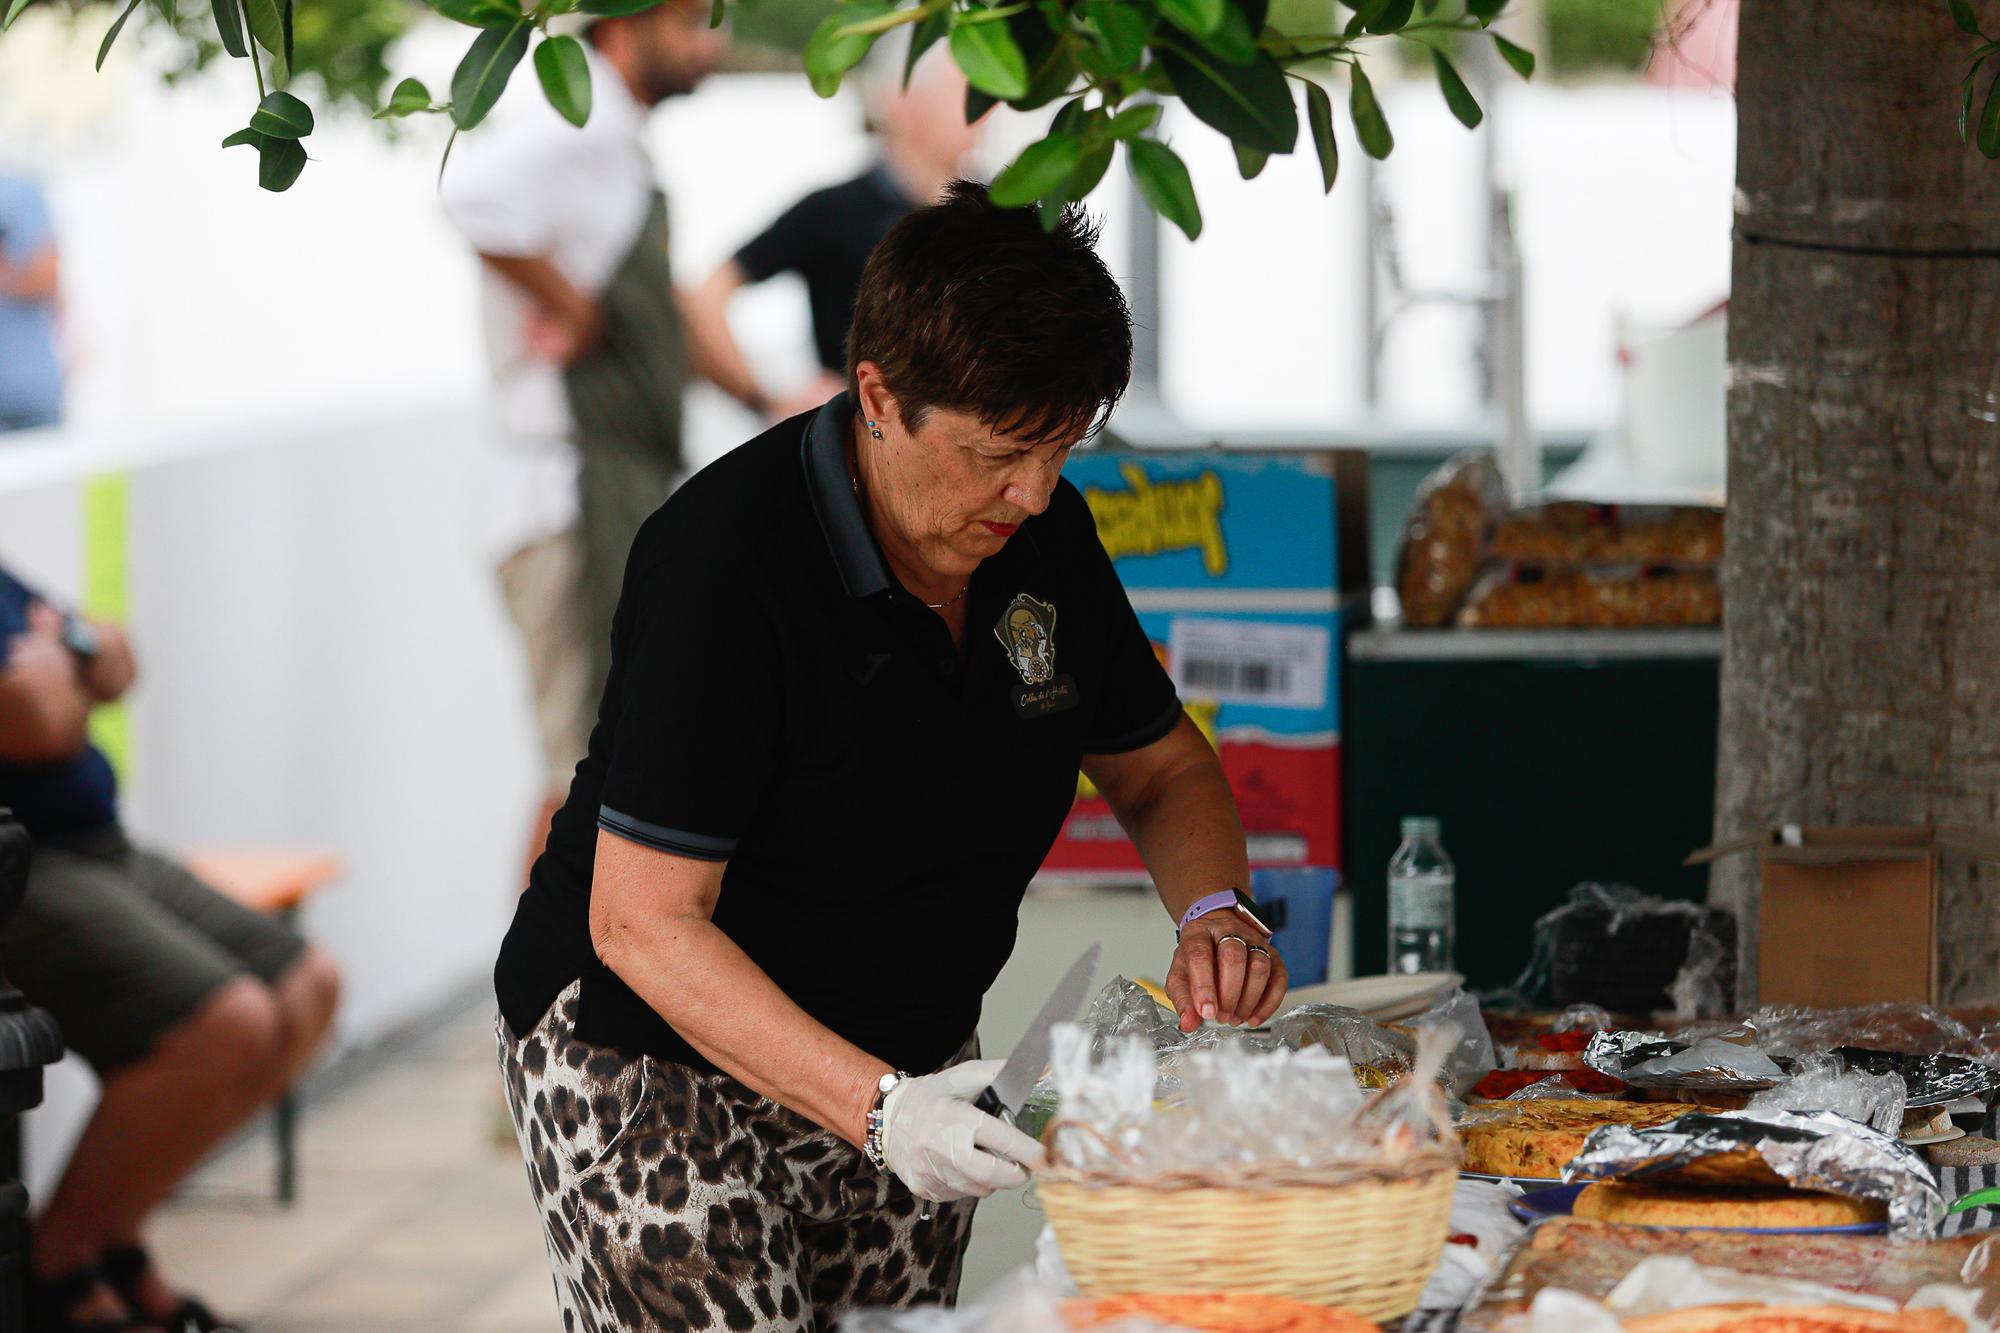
1038, 1116, 1459, 1323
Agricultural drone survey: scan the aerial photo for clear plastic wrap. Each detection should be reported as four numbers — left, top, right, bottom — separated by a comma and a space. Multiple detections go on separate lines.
1395, 452, 1504, 628
1747, 1052, 1908, 1136
1683, 1003, 2000, 1070
1457, 1218, 2000, 1332
1584, 1030, 1788, 1092
1499, 883, 1737, 1017
1564, 1108, 1947, 1240
1046, 1020, 1460, 1185
1590, 1027, 2000, 1108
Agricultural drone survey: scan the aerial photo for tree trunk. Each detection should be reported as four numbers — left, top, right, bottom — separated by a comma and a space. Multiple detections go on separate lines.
1716, 0, 2000, 1005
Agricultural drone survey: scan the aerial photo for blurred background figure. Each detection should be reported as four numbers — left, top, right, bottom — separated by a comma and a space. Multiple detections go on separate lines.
683, 46, 982, 423
439, 0, 730, 873
0, 172, 62, 433
0, 556, 340, 1333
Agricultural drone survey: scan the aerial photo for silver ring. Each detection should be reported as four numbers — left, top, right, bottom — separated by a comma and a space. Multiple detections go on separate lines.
1247, 944, 1271, 959
1216, 934, 1248, 949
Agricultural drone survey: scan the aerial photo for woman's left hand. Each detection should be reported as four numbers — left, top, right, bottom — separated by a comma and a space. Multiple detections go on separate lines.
1165, 914, 1288, 1033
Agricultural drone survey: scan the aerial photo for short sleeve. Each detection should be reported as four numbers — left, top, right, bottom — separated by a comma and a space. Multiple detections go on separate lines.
733, 194, 823, 285
1073, 504, 1182, 754
0, 180, 53, 256
0, 568, 43, 672
596, 562, 784, 860
438, 133, 559, 258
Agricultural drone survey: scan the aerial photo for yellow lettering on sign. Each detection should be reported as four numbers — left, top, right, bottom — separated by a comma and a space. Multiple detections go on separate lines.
1084, 463, 1228, 577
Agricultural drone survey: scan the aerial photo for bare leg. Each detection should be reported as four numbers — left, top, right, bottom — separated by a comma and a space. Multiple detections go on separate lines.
33, 977, 284, 1318
114, 948, 341, 1321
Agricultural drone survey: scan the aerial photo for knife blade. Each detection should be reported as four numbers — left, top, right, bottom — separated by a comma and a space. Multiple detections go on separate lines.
974, 942, 1100, 1123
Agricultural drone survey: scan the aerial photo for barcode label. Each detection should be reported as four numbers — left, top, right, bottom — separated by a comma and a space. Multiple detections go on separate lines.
1167, 618, 1329, 710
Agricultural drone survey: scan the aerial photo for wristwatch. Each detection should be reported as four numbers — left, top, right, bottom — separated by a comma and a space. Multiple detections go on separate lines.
60, 613, 102, 663
863, 1068, 909, 1169
1176, 887, 1274, 940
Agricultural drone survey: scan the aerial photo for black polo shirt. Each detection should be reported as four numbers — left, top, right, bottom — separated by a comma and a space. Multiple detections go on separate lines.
732, 165, 918, 373
494, 394, 1182, 1073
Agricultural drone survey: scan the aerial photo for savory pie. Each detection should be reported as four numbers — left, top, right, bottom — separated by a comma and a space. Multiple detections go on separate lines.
1573, 1182, 1885, 1229
1460, 1099, 1703, 1178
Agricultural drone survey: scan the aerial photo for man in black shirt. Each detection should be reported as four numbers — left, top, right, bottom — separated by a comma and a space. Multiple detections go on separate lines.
680, 49, 982, 422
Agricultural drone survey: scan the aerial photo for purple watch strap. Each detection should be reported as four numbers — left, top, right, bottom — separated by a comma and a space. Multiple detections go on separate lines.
1177, 889, 1243, 934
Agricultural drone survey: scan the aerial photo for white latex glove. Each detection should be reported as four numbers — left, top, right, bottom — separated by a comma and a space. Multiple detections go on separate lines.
879, 1058, 1046, 1202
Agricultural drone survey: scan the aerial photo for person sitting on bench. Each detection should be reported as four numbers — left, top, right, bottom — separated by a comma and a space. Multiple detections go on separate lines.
0, 558, 340, 1333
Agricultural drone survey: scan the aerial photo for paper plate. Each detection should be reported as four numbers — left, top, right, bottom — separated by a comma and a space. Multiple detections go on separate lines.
1506, 1183, 1887, 1235
1286, 972, 1465, 1021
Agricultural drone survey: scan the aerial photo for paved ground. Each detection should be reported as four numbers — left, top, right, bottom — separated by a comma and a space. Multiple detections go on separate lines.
150, 1000, 555, 1331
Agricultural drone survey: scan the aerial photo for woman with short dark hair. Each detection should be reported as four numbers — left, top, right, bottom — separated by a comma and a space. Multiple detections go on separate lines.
495, 181, 1287, 1333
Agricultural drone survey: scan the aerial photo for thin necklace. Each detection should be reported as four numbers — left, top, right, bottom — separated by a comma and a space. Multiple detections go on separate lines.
849, 468, 971, 610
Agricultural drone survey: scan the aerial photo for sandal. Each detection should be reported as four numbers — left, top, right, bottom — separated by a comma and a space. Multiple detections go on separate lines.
100, 1246, 236, 1333
25, 1262, 155, 1332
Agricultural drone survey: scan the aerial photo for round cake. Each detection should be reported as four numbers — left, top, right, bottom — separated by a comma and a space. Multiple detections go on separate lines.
1460, 1099, 1703, 1179
1573, 1182, 1886, 1229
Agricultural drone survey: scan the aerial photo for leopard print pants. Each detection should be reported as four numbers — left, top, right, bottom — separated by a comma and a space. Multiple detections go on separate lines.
498, 983, 979, 1332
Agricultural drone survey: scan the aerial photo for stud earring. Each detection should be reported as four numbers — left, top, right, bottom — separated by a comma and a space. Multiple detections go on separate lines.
868, 419, 884, 440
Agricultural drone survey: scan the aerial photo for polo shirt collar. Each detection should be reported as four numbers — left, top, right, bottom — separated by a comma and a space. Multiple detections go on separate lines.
802, 392, 894, 599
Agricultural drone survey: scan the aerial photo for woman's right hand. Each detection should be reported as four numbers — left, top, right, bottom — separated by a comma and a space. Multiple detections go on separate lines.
879, 1059, 1045, 1202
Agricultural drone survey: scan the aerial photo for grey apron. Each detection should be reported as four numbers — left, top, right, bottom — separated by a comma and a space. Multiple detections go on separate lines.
564, 190, 688, 692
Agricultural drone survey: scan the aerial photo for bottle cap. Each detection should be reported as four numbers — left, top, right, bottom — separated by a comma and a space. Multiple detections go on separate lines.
1400, 816, 1440, 841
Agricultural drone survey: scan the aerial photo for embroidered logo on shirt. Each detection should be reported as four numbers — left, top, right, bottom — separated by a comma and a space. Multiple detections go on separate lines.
995, 593, 1058, 685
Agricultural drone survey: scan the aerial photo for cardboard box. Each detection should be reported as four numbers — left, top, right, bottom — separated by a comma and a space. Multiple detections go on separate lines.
1686, 824, 2000, 1007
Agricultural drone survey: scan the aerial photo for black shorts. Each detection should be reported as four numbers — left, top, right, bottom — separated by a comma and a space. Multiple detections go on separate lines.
2, 828, 307, 1071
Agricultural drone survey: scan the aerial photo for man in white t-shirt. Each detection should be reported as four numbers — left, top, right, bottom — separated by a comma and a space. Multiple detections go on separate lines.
442, 1, 750, 867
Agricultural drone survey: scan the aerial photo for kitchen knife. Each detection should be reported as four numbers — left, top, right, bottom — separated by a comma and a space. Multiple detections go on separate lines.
973, 942, 1100, 1123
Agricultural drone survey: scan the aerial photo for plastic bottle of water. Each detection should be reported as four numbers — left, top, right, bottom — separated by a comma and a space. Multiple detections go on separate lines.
1387, 817, 1455, 975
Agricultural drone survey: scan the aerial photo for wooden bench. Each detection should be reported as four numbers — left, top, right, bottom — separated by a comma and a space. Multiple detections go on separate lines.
182, 848, 342, 1207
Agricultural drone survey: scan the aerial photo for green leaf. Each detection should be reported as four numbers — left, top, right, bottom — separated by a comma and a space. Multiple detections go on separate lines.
2, 0, 34, 32
209, 0, 247, 56
1129, 137, 1201, 240
153, 0, 175, 29
1417, 0, 1439, 11
1191, 0, 1257, 64
247, 89, 314, 136
1304, 78, 1338, 192
1950, 0, 1981, 35
905, 6, 950, 84
280, 0, 291, 71
803, 2, 890, 97
241, 0, 283, 59
1364, 0, 1413, 33
1016, 28, 1080, 108
990, 132, 1085, 205
950, 15, 1029, 100
534, 34, 592, 126
1068, 137, 1114, 197
1105, 101, 1160, 138
1980, 65, 2000, 157
94, 0, 141, 69
450, 21, 530, 129
1083, 0, 1149, 67
221, 126, 263, 147
427, 0, 522, 23
1349, 62, 1393, 158
1051, 95, 1089, 137
1492, 33, 1534, 79
1158, 0, 1223, 38
1466, 0, 1505, 19
1962, 56, 1989, 140
709, 0, 722, 26
1431, 48, 1481, 127
257, 135, 307, 191
1156, 42, 1297, 153
1233, 142, 1267, 178
577, 0, 659, 12
374, 76, 435, 118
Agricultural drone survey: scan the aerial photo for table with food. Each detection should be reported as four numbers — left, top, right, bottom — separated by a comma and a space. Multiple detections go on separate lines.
843, 950, 2000, 1333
